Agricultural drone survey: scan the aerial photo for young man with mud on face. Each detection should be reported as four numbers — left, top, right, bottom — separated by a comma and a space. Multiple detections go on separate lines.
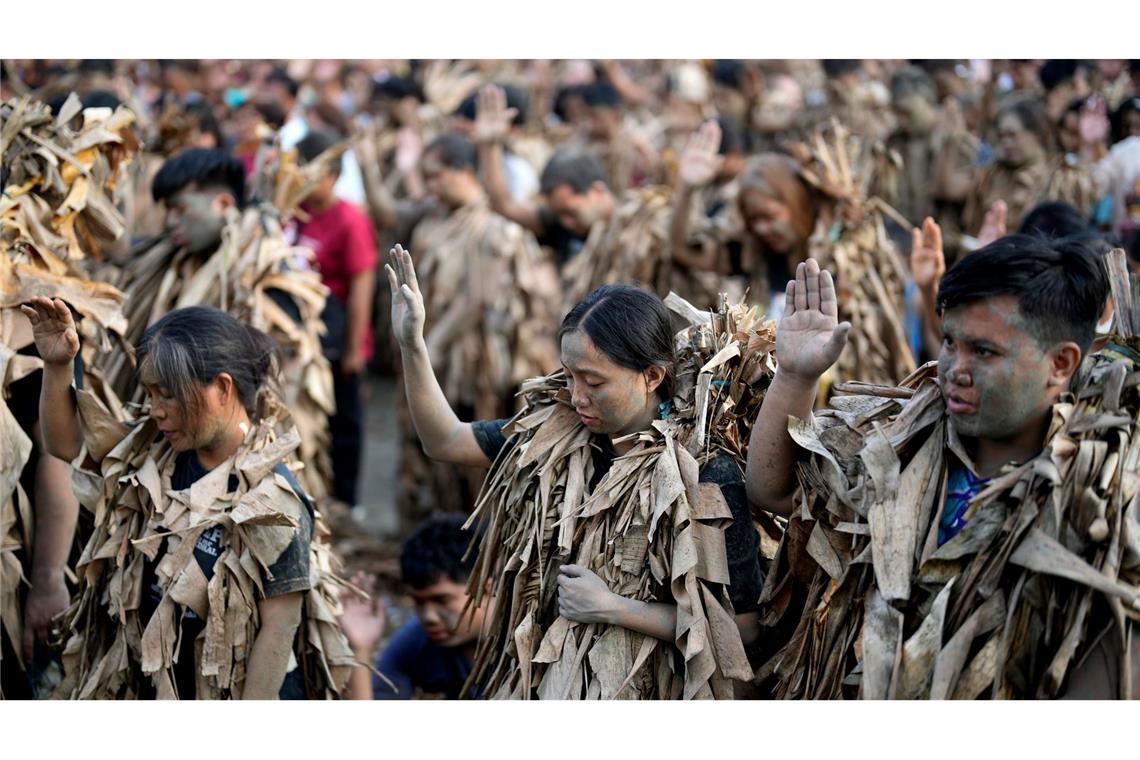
747, 236, 1140, 699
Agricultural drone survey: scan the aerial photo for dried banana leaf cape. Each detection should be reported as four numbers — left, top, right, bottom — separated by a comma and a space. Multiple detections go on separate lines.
411, 200, 560, 419
57, 389, 355, 699
102, 205, 336, 500
561, 188, 723, 316
790, 120, 916, 388
2, 94, 133, 676
766, 260, 1140, 699
464, 297, 778, 699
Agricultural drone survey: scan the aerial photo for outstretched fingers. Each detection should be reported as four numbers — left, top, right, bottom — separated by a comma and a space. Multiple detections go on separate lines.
793, 261, 809, 313
804, 258, 822, 311
819, 269, 839, 320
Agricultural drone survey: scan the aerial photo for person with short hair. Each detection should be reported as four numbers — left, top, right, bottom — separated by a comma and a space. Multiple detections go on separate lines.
339, 515, 490, 699
746, 237, 1139, 699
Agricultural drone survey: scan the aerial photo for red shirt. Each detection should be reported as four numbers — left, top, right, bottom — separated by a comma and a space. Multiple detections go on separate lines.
296, 199, 377, 360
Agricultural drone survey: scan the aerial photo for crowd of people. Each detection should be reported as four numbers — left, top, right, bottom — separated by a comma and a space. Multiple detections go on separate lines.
1, 58, 1139, 701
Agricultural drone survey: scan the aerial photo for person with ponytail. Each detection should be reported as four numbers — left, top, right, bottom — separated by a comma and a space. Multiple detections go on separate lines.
387, 244, 765, 699
21, 299, 354, 699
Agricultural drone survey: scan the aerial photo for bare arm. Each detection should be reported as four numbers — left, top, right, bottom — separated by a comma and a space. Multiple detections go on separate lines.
338, 573, 386, 700
23, 429, 80, 663
558, 564, 675, 641
20, 298, 82, 461
243, 591, 303, 699
386, 245, 490, 468
475, 85, 545, 236
746, 260, 850, 518
341, 267, 376, 376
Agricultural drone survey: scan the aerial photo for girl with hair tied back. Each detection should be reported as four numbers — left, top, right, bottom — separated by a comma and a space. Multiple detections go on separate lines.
387, 244, 766, 700
21, 298, 354, 699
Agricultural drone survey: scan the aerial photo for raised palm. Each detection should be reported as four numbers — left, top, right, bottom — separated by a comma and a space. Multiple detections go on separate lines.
339, 573, 386, 652
385, 244, 426, 348
20, 297, 80, 365
679, 120, 723, 187
910, 216, 945, 292
474, 84, 517, 145
776, 260, 851, 381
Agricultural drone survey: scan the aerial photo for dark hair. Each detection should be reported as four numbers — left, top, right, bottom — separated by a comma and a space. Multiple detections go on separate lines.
1125, 228, 1140, 266
558, 284, 676, 401
1039, 59, 1079, 92
371, 75, 424, 103
454, 83, 529, 126
890, 66, 936, 104
998, 98, 1051, 146
910, 59, 960, 75
1018, 201, 1089, 239
582, 81, 623, 109
400, 515, 480, 589
552, 84, 587, 123
80, 90, 123, 111
1111, 95, 1140, 144
540, 150, 609, 196
936, 234, 1109, 355
253, 100, 287, 131
716, 115, 749, 155
423, 133, 478, 172
136, 306, 279, 417
78, 59, 115, 77
710, 60, 746, 90
307, 101, 349, 137
296, 128, 340, 164
265, 67, 299, 99
822, 60, 862, 79
152, 148, 245, 205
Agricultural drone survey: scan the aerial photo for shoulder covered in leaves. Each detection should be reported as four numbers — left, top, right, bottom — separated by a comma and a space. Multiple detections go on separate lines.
58, 390, 354, 699
767, 269, 1140, 699
464, 294, 779, 699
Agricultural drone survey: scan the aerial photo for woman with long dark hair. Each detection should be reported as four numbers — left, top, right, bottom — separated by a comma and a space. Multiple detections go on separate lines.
21, 298, 353, 699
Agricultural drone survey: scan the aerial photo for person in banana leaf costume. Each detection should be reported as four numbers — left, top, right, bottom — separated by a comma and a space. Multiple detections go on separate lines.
736, 120, 917, 389
21, 299, 355, 699
471, 86, 724, 315
387, 243, 774, 699
747, 241, 1139, 700
102, 148, 336, 502
1, 94, 137, 697
387, 132, 561, 528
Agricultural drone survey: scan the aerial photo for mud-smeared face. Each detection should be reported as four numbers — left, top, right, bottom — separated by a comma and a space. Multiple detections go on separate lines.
409, 577, 481, 648
164, 187, 226, 254
938, 295, 1056, 441
740, 188, 800, 254
560, 329, 659, 438
995, 112, 1044, 168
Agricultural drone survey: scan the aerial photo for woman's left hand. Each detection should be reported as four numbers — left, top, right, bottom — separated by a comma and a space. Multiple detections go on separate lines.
557, 565, 621, 625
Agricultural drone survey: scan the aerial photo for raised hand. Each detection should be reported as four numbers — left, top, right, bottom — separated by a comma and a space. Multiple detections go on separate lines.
338, 572, 387, 655
910, 216, 946, 293
976, 200, 1007, 248
775, 259, 851, 383
678, 120, 723, 188
1078, 95, 1110, 148
473, 84, 518, 145
394, 126, 423, 176
385, 244, 426, 348
20, 297, 80, 366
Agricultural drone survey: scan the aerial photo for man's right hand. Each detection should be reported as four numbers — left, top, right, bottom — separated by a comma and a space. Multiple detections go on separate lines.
678, 120, 723, 188
20, 297, 79, 366
474, 84, 517, 145
385, 244, 427, 349
775, 259, 851, 384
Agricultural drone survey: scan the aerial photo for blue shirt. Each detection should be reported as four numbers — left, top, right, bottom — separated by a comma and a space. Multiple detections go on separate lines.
373, 618, 474, 700
938, 459, 990, 546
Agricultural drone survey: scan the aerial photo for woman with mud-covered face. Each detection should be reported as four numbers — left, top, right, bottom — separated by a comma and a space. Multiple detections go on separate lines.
22, 299, 347, 699
386, 244, 764, 697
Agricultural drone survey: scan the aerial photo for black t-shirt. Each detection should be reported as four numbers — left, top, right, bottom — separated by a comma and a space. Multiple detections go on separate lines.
139, 450, 313, 699
471, 419, 763, 613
